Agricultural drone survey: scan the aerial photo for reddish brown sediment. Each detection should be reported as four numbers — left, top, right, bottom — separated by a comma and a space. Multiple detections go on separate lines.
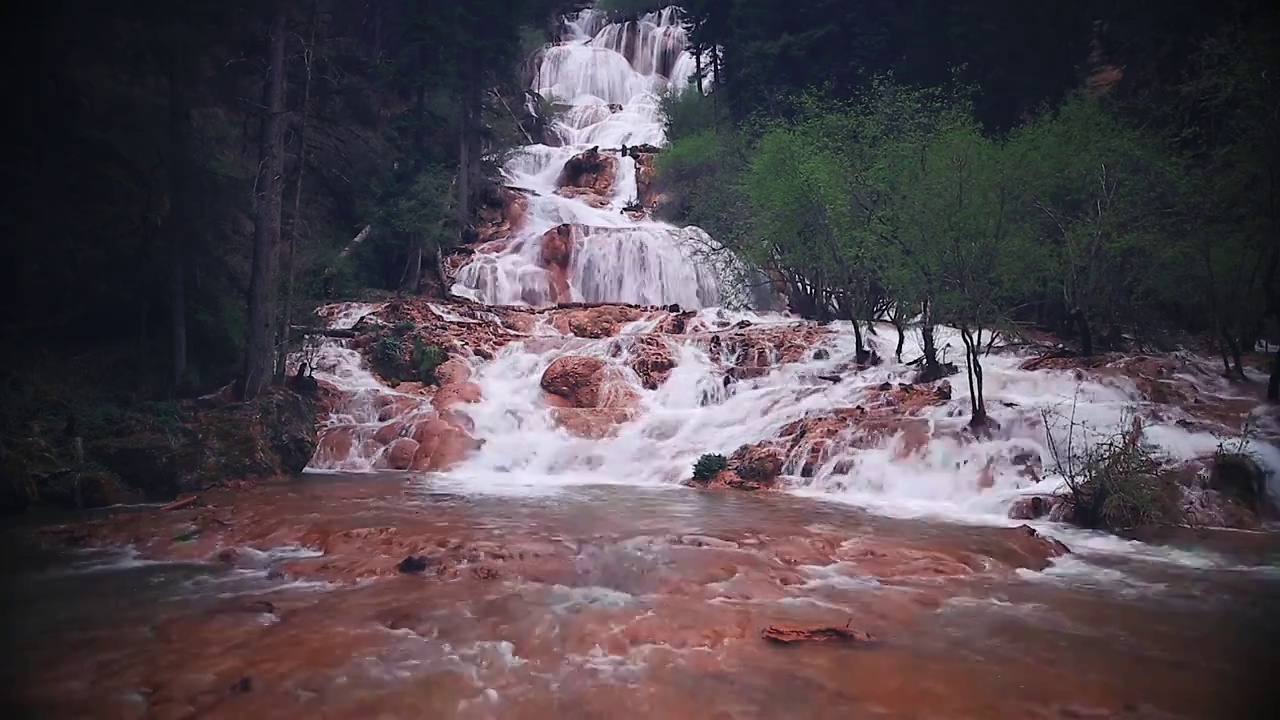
4, 477, 1272, 720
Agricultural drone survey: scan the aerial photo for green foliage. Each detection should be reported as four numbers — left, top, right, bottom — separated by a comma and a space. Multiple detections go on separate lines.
371, 333, 447, 385
372, 335, 407, 382
411, 339, 449, 385
393, 321, 416, 336
1043, 405, 1177, 530
692, 453, 729, 482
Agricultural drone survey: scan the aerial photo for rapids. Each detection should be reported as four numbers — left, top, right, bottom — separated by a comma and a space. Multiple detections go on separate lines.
305, 4, 1280, 526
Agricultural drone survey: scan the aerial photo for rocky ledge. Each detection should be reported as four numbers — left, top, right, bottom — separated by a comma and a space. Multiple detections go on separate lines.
2, 385, 321, 512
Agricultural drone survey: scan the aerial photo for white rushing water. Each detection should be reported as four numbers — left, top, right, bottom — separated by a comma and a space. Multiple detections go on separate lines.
451, 6, 731, 309
302, 6, 1280, 561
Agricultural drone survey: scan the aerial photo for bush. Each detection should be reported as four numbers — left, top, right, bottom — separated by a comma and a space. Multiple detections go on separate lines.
1044, 408, 1178, 530
372, 335, 406, 382
411, 339, 448, 385
1210, 421, 1267, 512
692, 453, 728, 482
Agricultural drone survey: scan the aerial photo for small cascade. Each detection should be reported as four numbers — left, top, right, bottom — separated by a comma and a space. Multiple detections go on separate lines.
305, 302, 436, 472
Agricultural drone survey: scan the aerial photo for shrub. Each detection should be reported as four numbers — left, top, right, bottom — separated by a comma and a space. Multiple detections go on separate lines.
411, 339, 448, 385
393, 320, 415, 335
372, 335, 406, 382
692, 453, 728, 482
1210, 420, 1268, 513
1043, 405, 1178, 531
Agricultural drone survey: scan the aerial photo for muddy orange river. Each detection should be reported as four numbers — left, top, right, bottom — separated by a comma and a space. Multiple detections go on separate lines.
2, 474, 1277, 719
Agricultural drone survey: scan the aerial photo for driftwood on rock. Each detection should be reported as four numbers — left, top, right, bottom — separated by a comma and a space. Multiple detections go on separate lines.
161, 495, 198, 512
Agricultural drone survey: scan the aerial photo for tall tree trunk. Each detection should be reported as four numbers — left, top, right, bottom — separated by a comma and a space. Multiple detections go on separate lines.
891, 310, 905, 362
277, 0, 319, 381
236, 0, 288, 401
166, 62, 190, 393
1221, 330, 1245, 381
322, 224, 371, 297
1268, 347, 1280, 401
406, 234, 424, 293
1072, 307, 1093, 356
920, 298, 940, 371
696, 44, 706, 94
435, 244, 450, 298
458, 99, 471, 239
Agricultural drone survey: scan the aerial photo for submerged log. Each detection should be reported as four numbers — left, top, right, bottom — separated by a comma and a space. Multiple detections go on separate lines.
761, 623, 875, 645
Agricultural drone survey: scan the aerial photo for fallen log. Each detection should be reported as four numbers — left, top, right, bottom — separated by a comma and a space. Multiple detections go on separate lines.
161, 495, 198, 512
290, 326, 359, 339
761, 622, 875, 645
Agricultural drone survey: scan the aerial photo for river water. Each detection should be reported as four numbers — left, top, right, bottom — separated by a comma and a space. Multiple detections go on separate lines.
3, 475, 1279, 719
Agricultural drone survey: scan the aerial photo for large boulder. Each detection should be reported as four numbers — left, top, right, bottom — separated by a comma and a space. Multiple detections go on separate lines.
629, 148, 661, 208
538, 224, 576, 305
410, 415, 481, 471
727, 443, 787, 489
378, 438, 420, 471
541, 356, 607, 408
556, 147, 617, 196
471, 186, 528, 245
628, 336, 676, 390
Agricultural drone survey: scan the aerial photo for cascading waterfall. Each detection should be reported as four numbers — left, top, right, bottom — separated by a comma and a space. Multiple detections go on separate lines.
451, 5, 732, 309
304, 4, 1280, 526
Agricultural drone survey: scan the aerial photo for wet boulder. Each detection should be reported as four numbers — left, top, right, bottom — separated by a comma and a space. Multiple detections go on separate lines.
556, 147, 617, 196
726, 443, 787, 489
410, 415, 481, 472
1209, 452, 1270, 516
538, 224, 576, 305
541, 356, 607, 408
628, 336, 676, 390
378, 438, 420, 471
548, 304, 646, 339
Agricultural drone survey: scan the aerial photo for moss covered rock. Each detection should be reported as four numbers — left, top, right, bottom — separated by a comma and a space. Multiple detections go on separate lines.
85, 388, 320, 501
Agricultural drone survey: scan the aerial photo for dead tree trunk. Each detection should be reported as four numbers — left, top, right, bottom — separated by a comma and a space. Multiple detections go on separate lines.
960, 325, 988, 426
236, 0, 288, 401
322, 224, 371, 297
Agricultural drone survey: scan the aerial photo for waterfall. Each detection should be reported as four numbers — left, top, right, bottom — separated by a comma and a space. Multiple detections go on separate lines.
452, 5, 726, 309
302, 4, 1279, 530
